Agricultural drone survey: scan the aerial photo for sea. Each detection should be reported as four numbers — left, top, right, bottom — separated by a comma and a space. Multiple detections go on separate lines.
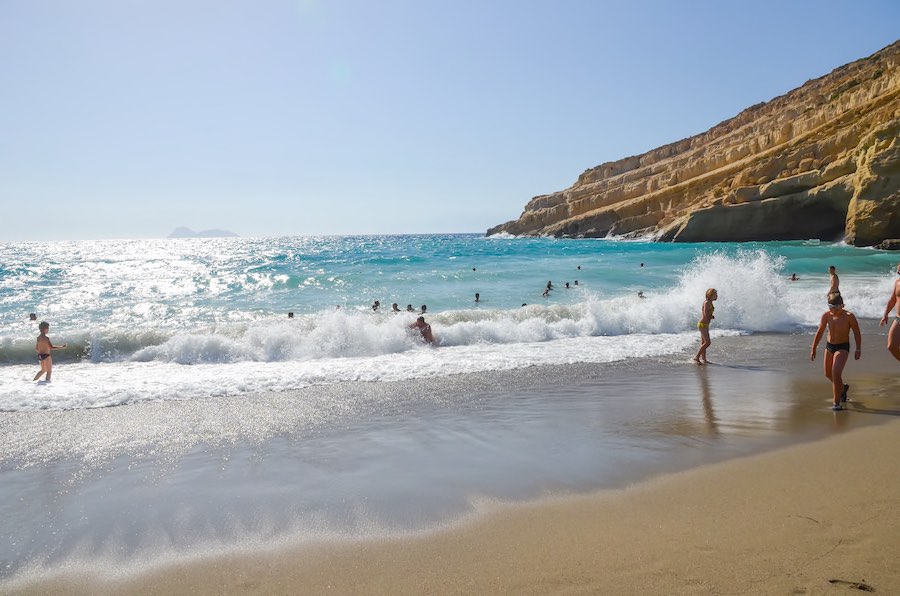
2, 234, 899, 586
1, 234, 895, 411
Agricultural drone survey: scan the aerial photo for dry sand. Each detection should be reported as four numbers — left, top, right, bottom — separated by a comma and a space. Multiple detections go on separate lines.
17, 417, 900, 595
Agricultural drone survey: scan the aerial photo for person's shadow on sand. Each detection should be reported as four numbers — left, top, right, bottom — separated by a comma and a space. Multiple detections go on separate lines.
844, 402, 900, 417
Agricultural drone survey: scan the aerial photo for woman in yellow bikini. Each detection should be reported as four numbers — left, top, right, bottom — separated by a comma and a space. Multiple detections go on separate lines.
693, 288, 717, 364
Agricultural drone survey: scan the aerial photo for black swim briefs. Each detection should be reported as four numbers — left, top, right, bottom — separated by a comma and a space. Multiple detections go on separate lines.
825, 342, 851, 353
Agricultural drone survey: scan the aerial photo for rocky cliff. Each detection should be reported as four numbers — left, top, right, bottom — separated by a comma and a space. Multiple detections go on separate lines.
488, 40, 900, 246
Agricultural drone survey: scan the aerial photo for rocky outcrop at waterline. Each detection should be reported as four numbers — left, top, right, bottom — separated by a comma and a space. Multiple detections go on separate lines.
487, 40, 900, 247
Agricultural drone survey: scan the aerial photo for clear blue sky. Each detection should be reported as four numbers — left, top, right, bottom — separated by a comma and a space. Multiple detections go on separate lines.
1, 0, 898, 241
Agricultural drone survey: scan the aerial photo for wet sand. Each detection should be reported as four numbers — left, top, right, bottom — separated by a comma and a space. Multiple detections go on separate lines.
78, 419, 899, 596
3, 320, 899, 594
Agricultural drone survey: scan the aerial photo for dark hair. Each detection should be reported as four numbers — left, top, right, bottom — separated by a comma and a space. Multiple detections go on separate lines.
38, 321, 49, 330
827, 292, 843, 306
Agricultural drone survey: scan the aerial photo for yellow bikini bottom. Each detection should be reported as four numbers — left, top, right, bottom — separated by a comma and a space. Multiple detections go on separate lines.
697, 321, 709, 329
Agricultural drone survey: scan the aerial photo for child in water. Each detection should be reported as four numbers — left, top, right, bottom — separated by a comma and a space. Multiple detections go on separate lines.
33, 321, 67, 382
811, 293, 861, 410
693, 288, 717, 364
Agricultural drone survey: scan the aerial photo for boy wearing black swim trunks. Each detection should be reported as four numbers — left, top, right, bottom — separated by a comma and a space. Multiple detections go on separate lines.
810, 293, 861, 411
33, 321, 67, 382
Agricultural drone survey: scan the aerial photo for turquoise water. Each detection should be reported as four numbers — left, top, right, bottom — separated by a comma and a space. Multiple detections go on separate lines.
0, 234, 896, 410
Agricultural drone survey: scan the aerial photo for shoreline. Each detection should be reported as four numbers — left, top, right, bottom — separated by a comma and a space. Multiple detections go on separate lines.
9, 418, 900, 595
3, 320, 899, 594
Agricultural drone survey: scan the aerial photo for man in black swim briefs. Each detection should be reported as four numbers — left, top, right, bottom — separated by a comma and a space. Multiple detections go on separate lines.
810, 293, 861, 411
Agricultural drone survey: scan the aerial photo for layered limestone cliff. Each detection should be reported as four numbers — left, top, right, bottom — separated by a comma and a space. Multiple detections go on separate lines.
488, 41, 900, 246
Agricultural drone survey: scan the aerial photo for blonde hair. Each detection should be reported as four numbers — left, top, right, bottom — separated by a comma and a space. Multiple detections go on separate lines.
705, 288, 717, 300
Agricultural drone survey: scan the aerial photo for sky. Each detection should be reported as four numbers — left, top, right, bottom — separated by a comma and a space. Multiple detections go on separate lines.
1, 1, 898, 241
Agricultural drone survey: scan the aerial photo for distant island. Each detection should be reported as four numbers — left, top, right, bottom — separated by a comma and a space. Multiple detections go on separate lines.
168, 227, 239, 239
488, 40, 900, 247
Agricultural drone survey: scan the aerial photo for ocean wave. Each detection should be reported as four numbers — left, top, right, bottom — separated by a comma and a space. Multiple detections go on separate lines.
1, 250, 893, 367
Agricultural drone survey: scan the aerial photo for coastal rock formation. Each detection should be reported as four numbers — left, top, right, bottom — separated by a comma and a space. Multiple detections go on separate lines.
876, 239, 900, 250
488, 41, 900, 246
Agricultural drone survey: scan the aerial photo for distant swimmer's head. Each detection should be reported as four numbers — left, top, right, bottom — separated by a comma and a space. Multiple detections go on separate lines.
705, 288, 717, 300
38, 321, 49, 332
29, 313, 37, 321
827, 293, 844, 308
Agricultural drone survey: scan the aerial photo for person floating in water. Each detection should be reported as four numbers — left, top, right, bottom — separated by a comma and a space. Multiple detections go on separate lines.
474, 293, 480, 302
879, 261, 900, 362
372, 300, 380, 312
406, 304, 415, 312
33, 321, 67, 382
420, 304, 427, 314
811, 293, 861, 411
409, 316, 434, 344
391, 303, 400, 313
546, 280, 553, 292
790, 273, 799, 281
693, 288, 717, 365
637, 290, 645, 299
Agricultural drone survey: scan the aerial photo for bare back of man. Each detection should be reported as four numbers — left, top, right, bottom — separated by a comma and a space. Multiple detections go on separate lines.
828, 265, 840, 297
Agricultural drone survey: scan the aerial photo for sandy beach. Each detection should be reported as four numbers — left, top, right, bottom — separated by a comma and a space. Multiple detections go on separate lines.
3, 321, 899, 595
11, 419, 899, 595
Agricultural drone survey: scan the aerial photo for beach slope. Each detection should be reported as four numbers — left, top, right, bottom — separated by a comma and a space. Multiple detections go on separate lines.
18, 419, 900, 595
